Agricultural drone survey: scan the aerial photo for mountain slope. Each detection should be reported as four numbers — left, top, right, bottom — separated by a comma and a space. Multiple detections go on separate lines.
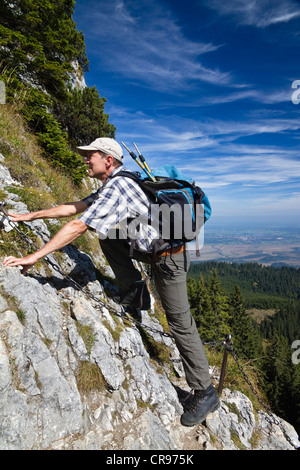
0, 139, 299, 450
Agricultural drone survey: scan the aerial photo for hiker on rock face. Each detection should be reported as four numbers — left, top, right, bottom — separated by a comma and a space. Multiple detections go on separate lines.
3, 137, 220, 426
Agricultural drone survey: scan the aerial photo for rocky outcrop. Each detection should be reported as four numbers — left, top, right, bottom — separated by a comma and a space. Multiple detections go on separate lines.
0, 157, 299, 451
1, 261, 299, 451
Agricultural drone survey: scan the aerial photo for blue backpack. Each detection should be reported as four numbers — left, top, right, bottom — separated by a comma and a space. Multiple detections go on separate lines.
112, 164, 211, 257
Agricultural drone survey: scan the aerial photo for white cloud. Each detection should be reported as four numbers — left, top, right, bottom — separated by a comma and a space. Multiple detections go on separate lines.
81, 0, 231, 91
203, 88, 292, 105
205, 0, 300, 28
178, 151, 300, 191
198, 117, 300, 142
111, 100, 300, 147
110, 105, 300, 185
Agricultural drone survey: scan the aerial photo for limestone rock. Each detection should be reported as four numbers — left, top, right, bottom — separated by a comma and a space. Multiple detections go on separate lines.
0, 159, 299, 451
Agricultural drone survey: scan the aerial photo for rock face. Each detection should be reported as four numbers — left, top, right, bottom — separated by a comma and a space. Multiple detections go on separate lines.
0, 158, 299, 451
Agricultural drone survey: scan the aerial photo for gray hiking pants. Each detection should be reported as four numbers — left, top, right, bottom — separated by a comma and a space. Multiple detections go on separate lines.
100, 237, 211, 391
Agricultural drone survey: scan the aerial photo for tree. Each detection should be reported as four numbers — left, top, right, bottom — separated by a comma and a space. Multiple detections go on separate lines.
229, 285, 262, 360
0, 0, 88, 98
21, 87, 87, 185
208, 269, 231, 342
54, 86, 116, 150
263, 333, 297, 424
188, 275, 215, 342
0, 0, 115, 184
188, 270, 231, 343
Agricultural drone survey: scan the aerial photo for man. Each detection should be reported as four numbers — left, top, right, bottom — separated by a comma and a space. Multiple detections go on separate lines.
3, 137, 220, 426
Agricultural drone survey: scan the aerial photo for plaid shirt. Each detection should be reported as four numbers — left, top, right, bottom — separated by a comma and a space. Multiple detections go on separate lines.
78, 167, 158, 252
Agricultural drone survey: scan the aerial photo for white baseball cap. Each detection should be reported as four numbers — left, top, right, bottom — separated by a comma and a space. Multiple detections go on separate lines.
77, 138, 123, 162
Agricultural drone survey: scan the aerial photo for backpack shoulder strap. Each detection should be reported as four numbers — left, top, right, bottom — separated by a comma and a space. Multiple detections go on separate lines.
109, 170, 157, 199
109, 170, 142, 183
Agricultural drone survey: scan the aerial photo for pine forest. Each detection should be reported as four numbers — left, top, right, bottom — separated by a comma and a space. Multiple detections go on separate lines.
187, 261, 300, 435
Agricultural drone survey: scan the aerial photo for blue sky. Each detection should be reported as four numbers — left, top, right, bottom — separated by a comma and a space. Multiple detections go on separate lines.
73, 0, 300, 229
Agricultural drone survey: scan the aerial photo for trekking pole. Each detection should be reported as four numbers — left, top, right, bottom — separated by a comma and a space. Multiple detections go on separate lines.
133, 142, 156, 182
121, 141, 156, 182
218, 334, 232, 396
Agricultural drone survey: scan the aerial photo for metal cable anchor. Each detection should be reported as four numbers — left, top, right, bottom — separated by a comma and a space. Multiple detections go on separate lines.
218, 334, 232, 396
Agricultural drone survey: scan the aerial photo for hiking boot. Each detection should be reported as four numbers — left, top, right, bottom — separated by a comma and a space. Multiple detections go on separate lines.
118, 280, 151, 310
180, 385, 220, 427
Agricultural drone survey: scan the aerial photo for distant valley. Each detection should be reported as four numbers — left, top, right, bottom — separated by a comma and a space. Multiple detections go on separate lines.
190, 227, 300, 267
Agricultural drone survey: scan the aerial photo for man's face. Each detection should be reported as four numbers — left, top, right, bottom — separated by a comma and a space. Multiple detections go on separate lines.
84, 151, 107, 179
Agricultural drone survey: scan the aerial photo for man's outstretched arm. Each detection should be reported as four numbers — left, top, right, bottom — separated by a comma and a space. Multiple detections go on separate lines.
7, 200, 88, 223
3, 218, 89, 275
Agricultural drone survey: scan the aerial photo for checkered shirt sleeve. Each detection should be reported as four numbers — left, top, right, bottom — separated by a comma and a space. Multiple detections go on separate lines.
78, 168, 157, 252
